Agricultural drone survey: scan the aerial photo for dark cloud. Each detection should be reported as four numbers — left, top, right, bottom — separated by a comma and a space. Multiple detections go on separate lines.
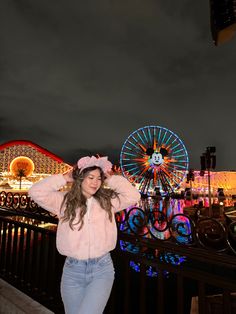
0, 0, 236, 171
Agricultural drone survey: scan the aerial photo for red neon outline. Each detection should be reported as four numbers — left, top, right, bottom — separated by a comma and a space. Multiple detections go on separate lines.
0, 140, 67, 164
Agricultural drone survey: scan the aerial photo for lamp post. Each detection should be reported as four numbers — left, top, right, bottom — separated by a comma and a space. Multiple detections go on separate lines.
186, 169, 195, 205
200, 147, 216, 217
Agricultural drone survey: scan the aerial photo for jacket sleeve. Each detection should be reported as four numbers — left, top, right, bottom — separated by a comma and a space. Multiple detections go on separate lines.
105, 175, 141, 213
28, 174, 67, 216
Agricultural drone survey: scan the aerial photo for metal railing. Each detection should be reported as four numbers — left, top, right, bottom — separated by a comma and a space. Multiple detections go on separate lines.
0, 214, 64, 312
0, 191, 57, 223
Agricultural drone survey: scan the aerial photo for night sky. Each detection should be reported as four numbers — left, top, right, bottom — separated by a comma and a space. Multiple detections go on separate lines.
1, 0, 236, 170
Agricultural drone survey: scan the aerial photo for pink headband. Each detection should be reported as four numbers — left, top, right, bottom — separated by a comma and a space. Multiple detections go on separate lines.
77, 156, 112, 173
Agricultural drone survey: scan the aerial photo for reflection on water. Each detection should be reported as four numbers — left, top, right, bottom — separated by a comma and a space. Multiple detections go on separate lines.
139, 196, 234, 214
120, 196, 236, 277
120, 197, 192, 277
139, 197, 185, 215
123, 197, 194, 243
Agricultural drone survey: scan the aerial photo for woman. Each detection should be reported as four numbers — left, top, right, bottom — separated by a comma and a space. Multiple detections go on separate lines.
28, 155, 140, 314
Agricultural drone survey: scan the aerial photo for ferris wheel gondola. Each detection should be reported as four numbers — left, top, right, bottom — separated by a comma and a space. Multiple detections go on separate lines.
120, 125, 189, 195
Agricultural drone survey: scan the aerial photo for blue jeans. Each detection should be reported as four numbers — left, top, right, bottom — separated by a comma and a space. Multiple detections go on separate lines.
61, 253, 115, 314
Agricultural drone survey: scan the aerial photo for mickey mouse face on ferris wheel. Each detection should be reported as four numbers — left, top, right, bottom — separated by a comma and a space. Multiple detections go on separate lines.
151, 152, 163, 165
146, 147, 168, 166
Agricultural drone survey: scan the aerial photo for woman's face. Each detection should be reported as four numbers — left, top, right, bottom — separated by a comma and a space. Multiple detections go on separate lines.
81, 168, 102, 198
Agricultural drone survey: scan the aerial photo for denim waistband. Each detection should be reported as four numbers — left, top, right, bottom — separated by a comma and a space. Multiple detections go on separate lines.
66, 252, 110, 265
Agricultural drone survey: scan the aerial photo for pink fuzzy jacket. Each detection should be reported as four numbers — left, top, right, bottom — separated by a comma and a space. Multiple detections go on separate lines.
28, 174, 140, 260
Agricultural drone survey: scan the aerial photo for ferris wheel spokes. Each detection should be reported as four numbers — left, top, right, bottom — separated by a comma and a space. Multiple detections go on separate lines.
120, 126, 189, 195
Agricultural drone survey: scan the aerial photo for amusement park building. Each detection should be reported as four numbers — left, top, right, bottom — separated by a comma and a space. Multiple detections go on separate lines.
0, 140, 72, 191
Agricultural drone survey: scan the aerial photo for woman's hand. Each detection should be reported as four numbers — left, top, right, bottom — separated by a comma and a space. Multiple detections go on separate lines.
63, 170, 74, 183
104, 170, 114, 180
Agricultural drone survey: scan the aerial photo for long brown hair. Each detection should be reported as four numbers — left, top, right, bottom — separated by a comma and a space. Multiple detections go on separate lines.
61, 166, 119, 230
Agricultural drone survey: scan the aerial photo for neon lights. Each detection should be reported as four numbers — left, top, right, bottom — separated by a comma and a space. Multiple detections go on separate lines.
120, 126, 189, 195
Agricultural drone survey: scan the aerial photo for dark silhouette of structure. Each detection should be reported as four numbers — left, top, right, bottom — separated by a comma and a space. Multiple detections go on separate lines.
210, 0, 236, 45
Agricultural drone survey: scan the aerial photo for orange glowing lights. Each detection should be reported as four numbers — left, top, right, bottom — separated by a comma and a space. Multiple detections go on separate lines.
10, 156, 35, 177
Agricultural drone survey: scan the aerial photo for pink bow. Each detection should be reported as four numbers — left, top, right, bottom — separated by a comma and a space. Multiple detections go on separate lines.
77, 156, 112, 173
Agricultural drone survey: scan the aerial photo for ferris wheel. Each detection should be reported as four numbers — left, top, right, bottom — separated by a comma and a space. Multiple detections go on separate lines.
120, 126, 189, 194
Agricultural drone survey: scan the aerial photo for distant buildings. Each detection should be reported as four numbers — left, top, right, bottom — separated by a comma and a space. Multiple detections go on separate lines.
0, 140, 71, 191
180, 170, 236, 198
0, 140, 236, 198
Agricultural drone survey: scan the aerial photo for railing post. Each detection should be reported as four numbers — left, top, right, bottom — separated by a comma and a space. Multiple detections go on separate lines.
177, 274, 184, 314
158, 266, 164, 314
198, 281, 206, 314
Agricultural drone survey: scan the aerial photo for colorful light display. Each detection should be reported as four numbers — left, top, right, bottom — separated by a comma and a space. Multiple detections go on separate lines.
120, 125, 189, 195
0, 140, 72, 190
